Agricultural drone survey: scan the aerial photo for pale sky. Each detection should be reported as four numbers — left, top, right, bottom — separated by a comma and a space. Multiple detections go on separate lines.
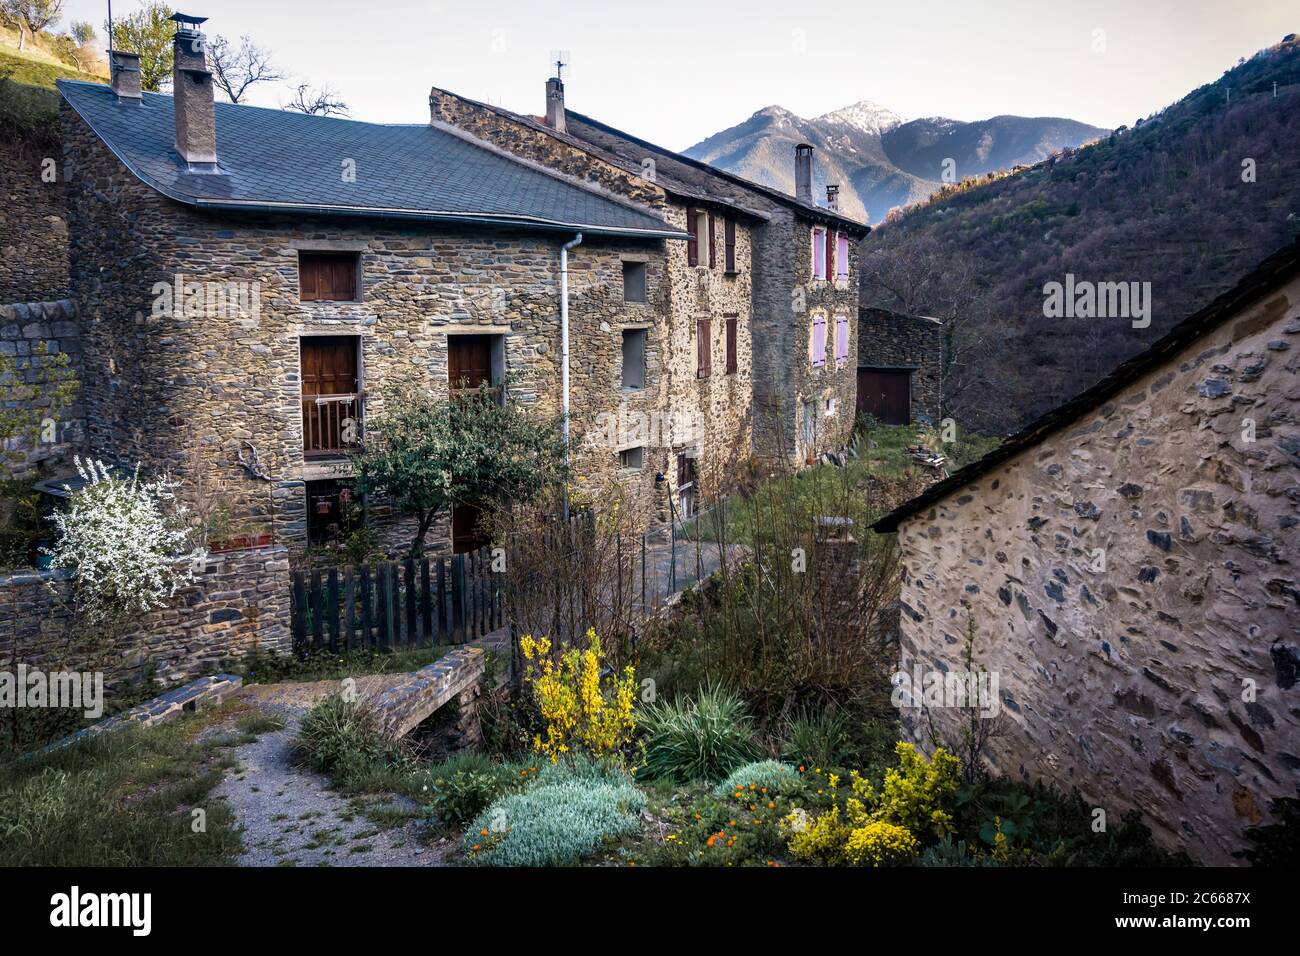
63, 0, 1298, 149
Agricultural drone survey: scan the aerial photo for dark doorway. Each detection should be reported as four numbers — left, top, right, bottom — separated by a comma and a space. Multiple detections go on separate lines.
452, 501, 489, 554
857, 368, 912, 425
306, 480, 359, 547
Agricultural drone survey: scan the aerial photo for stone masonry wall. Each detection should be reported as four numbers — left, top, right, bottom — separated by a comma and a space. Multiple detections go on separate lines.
0, 544, 291, 685
60, 101, 682, 548
0, 134, 69, 303
0, 298, 84, 479
893, 274, 1300, 864
858, 306, 944, 423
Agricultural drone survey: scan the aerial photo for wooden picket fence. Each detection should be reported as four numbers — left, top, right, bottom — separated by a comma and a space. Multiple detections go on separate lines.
289, 547, 502, 653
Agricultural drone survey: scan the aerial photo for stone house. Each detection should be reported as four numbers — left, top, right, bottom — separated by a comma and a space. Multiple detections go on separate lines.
432, 76, 870, 475
55, 16, 702, 554
872, 239, 1300, 864
856, 306, 944, 426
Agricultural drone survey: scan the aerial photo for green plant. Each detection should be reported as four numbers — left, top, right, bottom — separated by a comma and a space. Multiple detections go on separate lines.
782, 707, 854, 768
293, 694, 411, 789
464, 776, 646, 866
717, 760, 799, 796
638, 686, 759, 784
916, 835, 1000, 867
1238, 794, 1300, 866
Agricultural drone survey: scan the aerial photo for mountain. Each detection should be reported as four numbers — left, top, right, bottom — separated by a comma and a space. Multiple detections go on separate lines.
858, 34, 1300, 434
683, 99, 1107, 223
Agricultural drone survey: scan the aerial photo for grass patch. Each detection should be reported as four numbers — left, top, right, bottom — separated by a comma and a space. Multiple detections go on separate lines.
0, 703, 246, 866
228, 645, 452, 686
0, 45, 102, 139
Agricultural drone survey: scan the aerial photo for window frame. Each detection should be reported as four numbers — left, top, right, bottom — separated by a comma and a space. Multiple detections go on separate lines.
621, 327, 648, 390
622, 260, 648, 303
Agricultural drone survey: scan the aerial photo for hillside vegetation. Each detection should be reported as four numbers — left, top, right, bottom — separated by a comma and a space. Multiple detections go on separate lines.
0, 41, 102, 139
860, 34, 1300, 434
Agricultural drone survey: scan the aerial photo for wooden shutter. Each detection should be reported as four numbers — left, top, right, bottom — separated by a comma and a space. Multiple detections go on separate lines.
724, 219, 736, 273
697, 318, 711, 378
834, 314, 849, 362
300, 252, 357, 302
826, 228, 835, 282
708, 213, 716, 268
811, 314, 826, 368
686, 208, 698, 266
725, 317, 738, 374
836, 233, 849, 280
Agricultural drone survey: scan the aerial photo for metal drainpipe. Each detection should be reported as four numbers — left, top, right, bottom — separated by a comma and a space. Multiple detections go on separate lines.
560, 232, 583, 519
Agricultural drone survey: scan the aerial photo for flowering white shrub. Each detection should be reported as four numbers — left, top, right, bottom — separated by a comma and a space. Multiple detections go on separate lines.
45, 458, 205, 628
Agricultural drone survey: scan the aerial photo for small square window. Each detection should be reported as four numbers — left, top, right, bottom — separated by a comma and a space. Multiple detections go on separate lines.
299, 251, 360, 302
619, 446, 644, 471
621, 328, 647, 389
623, 261, 647, 303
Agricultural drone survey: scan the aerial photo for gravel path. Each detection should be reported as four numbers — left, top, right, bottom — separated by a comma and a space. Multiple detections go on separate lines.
212, 698, 450, 868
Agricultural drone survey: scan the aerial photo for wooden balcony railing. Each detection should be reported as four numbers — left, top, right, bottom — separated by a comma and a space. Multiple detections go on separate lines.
303, 393, 362, 459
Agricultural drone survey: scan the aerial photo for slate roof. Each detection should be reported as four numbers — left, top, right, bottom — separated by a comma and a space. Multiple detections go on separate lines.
57, 80, 683, 238
871, 237, 1300, 534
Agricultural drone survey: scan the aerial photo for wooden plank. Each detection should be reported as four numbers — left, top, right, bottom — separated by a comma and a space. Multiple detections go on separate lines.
376, 562, 391, 649
327, 568, 341, 653
291, 571, 308, 651
310, 570, 324, 650
436, 558, 447, 645
451, 554, 465, 643
360, 564, 373, 648
420, 558, 433, 646
344, 568, 356, 650
404, 558, 417, 648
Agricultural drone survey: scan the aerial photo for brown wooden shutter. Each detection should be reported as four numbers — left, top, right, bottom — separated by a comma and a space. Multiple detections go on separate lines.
724, 218, 736, 273
725, 317, 737, 374
697, 318, 711, 378
686, 208, 698, 266
826, 229, 835, 282
708, 213, 716, 268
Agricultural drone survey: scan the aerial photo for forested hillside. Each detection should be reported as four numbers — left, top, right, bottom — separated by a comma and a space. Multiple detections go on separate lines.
860, 34, 1300, 434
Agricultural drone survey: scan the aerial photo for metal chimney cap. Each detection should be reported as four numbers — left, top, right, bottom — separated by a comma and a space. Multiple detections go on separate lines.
169, 12, 208, 30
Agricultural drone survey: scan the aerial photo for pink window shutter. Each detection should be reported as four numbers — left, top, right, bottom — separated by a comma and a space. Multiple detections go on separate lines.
836, 233, 849, 280
811, 315, 826, 368
835, 314, 849, 362
812, 229, 826, 280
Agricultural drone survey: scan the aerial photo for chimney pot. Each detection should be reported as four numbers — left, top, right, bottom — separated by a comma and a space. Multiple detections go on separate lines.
109, 50, 142, 100
795, 143, 814, 203
545, 76, 566, 133
170, 13, 217, 166
826, 184, 839, 210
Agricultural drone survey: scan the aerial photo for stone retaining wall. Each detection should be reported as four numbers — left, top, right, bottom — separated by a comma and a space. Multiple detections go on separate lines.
0, 134, 69, 303
0, 544, 291, 684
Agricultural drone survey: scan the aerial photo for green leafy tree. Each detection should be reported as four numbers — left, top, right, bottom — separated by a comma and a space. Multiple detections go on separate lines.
2, 0, 62, 52
348, 381, 566, 557
106, 1, 173, 92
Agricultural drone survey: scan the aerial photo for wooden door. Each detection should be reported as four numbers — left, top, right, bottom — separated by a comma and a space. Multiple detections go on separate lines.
856, 368, 911, 425
449, 335, 493, 396
302, 337, 359, 457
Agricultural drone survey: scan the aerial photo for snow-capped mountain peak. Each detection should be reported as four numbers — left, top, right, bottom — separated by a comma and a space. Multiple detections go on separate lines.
813, 100, 907, 135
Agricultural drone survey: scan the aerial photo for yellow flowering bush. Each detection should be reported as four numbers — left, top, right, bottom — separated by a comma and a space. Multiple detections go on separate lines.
519, 629, 638, 765
783, 744, 962, 866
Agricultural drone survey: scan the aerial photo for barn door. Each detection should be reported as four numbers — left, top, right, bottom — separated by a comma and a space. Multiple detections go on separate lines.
856, 368, 912, 425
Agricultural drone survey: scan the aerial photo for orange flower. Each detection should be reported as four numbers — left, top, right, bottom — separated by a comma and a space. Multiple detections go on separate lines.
767, 802, 776, 809
480, 828, 489, 836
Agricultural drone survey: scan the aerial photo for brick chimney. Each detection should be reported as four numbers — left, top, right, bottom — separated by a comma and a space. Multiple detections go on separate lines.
545, 76, 566, 133
795, 143, 813, 203
170, 13, 217, 166
826, 184, 840, 211
109, 50, 142, 100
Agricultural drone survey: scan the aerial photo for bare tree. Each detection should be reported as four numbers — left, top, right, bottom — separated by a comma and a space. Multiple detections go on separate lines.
66, 19, 94, 71
207, 33, 282, 104
284, 82, 349, 117
3, 0, 62, 52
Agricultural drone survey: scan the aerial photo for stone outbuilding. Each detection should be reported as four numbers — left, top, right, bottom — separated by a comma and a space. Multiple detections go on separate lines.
873, 239, 1300, 864
857, 306, 944, 425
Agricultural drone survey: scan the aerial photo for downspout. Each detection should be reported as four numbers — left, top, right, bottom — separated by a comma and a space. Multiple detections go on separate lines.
560, 232, 583, 519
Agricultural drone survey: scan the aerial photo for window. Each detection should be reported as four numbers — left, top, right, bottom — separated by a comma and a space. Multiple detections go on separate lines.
811, 227, 827, 281
834, 314, 849, 364
810, 314, 827, 369
623, 261, 647, 303
449, 333, 505, 403
618, 446, 644, 471
301, 336, 361, 459
687, 208, 711, 268
724, 218, 737, 273
835, 232, 850, 281
826, 397, 838, 417
696, 318, 712, 377
725, 317, 738, 374
621, 328, 647, 390
299, 251, 359, 302
306, 480, 359, 546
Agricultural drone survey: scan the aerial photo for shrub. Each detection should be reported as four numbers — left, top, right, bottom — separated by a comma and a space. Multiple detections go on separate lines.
294, 694, 409, 788
519, 630, 638, 765
782, 708, 853, 768
464, 777, 646, 866
717, 760, 799, 796
429, 769, 517, 829
844, 820, 920, 866
868, 742, 962, 839
638, 686, 758, 783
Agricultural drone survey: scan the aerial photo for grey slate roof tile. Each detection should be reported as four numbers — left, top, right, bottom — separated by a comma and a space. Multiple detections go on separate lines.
58, 80, 682, 238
